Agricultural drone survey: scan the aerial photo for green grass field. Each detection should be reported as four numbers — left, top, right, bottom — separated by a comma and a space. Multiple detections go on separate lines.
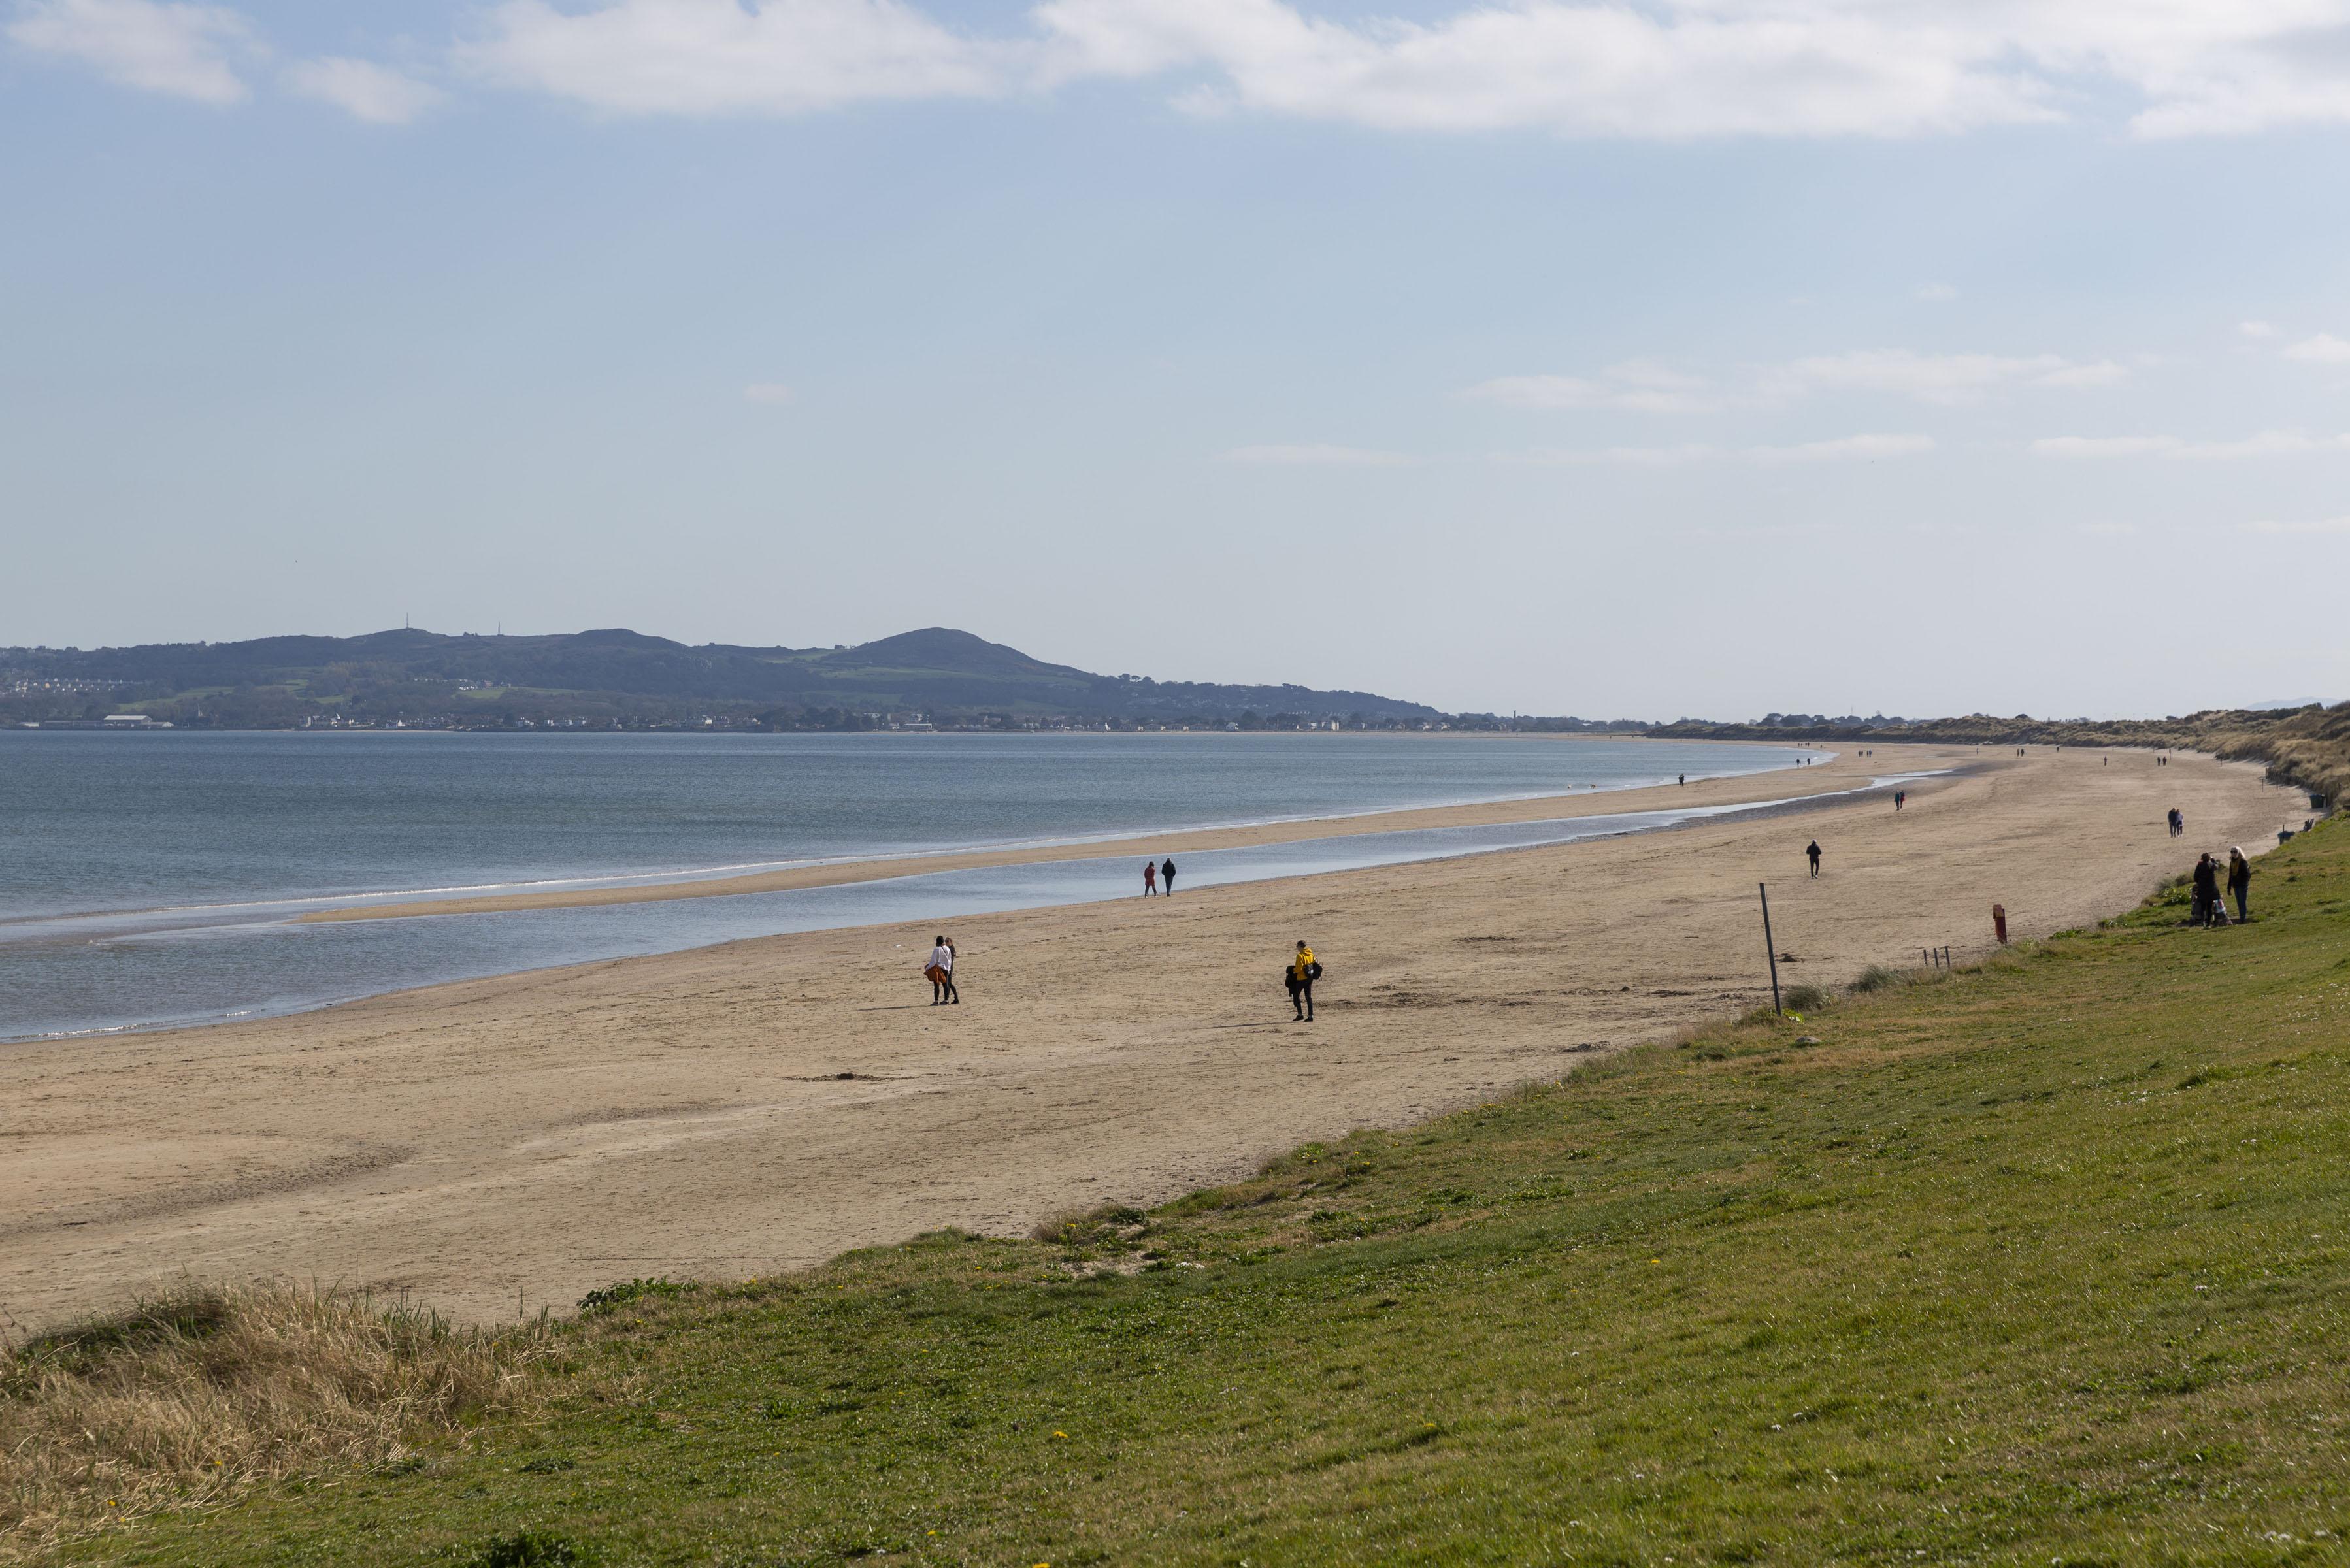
54, 819, 2350, 1567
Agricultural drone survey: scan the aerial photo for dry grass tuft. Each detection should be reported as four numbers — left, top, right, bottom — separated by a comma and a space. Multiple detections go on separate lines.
1031, 1203, 1147, 1247
1778, 982, 1832, 1013
0, 1282, 557, 1560
1849, 963, 1919, 994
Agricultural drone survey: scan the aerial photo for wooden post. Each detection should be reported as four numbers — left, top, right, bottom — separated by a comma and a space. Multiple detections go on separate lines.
1760, 882, 1783, 1016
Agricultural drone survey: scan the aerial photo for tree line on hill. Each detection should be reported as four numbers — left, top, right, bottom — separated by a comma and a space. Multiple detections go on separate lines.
1, 626, 1470, 734
5, 624, 2340, 802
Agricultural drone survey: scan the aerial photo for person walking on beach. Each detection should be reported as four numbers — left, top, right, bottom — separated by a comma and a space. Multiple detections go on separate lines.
2227, 847, 2253, 923
1806, 840, 1822, 877
2168, 807, 2184, 838
925, 934, 959, 1004
1287, 941, 1320, 1022
1678, 773, 1685, 786
1895, 789, 1906, 811
1161, 857, 1178, 896
1142, 860, 1157, 896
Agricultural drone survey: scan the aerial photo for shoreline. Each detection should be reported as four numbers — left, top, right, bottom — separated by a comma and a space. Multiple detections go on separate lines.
0, 742, 2287, 1331
8, 757, 1902, 1047
295, 743, 1834, 924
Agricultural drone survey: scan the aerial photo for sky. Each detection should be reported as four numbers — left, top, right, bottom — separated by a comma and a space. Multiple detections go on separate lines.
5, 0, 2350, 719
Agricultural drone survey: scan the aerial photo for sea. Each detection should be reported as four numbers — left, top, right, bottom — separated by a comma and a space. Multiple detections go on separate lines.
0, 730, 1818, 1043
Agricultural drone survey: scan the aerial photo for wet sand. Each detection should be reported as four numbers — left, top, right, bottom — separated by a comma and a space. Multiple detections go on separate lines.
297, 742, 1845, 923
0, 744, 2287, 1330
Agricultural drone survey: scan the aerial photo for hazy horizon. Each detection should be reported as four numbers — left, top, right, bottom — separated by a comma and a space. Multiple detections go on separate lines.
7, 0, 2350, 719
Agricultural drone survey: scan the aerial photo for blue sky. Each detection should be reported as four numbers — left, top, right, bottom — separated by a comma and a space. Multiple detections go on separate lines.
6, 0, 2350, 718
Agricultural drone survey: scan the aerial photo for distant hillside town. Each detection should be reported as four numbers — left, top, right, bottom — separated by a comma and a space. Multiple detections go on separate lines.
1, 625, 1642, 735
8, 627, 2339, 802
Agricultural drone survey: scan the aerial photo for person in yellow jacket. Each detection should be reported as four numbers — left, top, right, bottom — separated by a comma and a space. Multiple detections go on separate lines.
1287, 941, 1319, 1022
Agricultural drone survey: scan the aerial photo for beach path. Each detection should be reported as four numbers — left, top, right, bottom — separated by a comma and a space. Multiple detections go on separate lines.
0, 745, 2288, 1330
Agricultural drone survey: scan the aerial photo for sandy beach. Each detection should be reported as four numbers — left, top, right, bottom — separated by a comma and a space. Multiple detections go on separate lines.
0, 743, 2291, 1330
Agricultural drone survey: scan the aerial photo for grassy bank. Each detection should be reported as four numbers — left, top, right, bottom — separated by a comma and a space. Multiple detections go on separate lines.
26, 820, 2350, 1566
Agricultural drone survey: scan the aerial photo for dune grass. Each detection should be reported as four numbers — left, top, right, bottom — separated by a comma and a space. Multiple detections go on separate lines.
33, 817, 2350, 1566
0, 1286, 561, 1562
1655, 701, 2350, 806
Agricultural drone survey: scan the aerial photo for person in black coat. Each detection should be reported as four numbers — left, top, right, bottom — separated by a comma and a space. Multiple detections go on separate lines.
2190, 853, 2221, 926
1806, 840, 1822, 877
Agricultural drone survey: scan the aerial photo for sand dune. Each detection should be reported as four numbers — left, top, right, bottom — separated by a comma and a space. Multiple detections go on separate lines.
0, 744, 2291, 1330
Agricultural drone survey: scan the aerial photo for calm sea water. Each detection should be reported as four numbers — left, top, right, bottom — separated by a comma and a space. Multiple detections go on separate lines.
0, 731, 1813, 1041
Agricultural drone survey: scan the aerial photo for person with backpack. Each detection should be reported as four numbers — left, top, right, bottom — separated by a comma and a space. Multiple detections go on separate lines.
1161, 857, 1178, 896
1287, 941, 1321, 1022
2227, 847, 2253, 923
1806, 840, 1822, 877
925, 935, 959, 1005
1142, 860, 1157, 896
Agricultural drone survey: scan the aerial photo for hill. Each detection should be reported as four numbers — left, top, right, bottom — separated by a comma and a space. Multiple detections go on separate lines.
0, 626, 1443, 731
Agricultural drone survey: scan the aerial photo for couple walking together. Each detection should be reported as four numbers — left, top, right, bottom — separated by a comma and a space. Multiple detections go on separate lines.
1141, 857, 1178, 896
923, 936, 959, 1004
2189, 850, 2254, 927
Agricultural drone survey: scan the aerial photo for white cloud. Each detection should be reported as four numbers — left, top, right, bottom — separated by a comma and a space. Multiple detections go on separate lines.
1219, 443, 1412, 466
1751, 433, 1935, 463
1462, 363, 1717, 415
284, 57, 442, 123
743, 382, 795, 404
2032, 435, 2180, 458
440, 0, 2350, 140
2242, 516, 2350, 534
1032, 0, 2062, 136
1915, 282, 1958, 302
1771, 350, 2125, 404
1504, 444, 1717, 466
2174, 430, 2350, 459
8, 0, 252, 103
35, 0, 2350, 140
1474, 350, 2125, 418
2239, 320, 2277, 339
2032, 359, 2130, 389
2283, 333, 2350, 363
459, 0, 1012, 114
1504, 435, 1928, 466
2032, 430, 2350, 459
